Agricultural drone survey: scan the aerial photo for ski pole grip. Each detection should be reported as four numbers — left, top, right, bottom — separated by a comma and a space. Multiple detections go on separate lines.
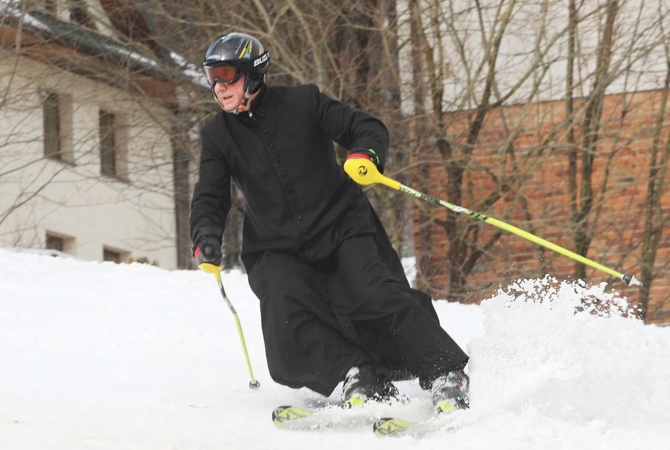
343, 158, 401, 190
199, 262, 223, 274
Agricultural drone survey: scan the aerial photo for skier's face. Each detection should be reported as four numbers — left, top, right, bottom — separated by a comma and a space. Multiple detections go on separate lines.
213, 75, 247, 112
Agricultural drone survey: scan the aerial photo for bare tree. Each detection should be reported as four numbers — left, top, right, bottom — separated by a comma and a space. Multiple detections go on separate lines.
639, 29, 670, 319
399, 0, 669, 322
0, 0, 206, 268
5, 0, 668, 322
142, 0, 411, 263
100, 0, 670, 321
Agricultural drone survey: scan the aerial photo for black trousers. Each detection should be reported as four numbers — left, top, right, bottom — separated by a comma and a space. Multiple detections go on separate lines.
248, 235, 469, 396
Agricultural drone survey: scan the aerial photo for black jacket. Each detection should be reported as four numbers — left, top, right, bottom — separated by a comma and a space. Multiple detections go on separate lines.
190, 84, 469, 393
190, 84, 390, 271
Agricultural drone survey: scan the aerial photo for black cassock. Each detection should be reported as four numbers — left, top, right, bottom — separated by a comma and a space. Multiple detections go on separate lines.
190, 84, 468, 396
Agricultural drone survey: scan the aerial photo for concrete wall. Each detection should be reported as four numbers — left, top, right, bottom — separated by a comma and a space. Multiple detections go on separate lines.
0, 52, 177, 268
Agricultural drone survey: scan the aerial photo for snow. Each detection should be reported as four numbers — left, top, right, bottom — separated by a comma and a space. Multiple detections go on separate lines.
1, 249, 669, 449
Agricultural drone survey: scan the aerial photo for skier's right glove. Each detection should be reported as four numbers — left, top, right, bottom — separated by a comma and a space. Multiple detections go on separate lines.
346, 148, 384, 174
193, 235, 222, 267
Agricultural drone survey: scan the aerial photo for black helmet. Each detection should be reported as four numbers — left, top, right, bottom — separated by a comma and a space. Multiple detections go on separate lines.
203, 33, 270, 96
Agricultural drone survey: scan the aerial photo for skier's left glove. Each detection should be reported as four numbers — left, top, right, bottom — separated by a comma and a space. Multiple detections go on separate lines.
193, 235, 222, 267
346, 148, 384, 174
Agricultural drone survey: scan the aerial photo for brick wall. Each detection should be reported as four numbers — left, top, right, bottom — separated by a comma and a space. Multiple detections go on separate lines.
412, 89, 669, 324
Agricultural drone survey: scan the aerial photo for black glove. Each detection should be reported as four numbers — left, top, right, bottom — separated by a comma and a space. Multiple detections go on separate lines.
346, 148, 383, 173
193, 235, 222, 266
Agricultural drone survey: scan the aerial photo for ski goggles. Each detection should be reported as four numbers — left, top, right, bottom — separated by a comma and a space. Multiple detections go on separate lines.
204, 64, 242, 86
204, 52, 269, 86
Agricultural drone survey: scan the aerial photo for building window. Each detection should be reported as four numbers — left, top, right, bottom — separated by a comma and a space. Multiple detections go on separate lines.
103, 248, 121, 263
43, 92, 61, 159
46, 234, 64, 252
45, 232, 75, 255
41, 89, 73, 163
69, 0, 97, 29
99, 110, 127, 179
100, 110, 117, 176
103, 247, 130, 264
45, 0, 57, 14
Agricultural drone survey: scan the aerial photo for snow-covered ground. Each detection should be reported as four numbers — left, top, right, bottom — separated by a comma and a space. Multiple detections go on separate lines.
1, 249, 668, 449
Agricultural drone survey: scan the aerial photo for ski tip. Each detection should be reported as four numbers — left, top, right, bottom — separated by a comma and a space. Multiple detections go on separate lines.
434, 399, 457, 415
343, 394, 367, 409
272, 405, 313, 427
373, 417, 413, 437
271, 405, 290, 425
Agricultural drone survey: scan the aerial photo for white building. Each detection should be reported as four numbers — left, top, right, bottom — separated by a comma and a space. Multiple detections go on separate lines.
0, 0, 199, 268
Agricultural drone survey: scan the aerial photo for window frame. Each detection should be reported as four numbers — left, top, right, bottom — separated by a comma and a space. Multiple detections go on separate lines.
98, 109, 128, 181
40, 89, 74, 164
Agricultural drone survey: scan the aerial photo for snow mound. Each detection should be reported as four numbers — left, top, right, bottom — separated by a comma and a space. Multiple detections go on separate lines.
1, 251, 668, 449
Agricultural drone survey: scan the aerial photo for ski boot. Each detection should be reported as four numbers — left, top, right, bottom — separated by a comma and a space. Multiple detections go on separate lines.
431, 369, 470, 415
342, 365, 399, 408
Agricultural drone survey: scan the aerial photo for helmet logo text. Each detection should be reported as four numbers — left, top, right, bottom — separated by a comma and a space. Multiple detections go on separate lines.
254, 53, 270, 67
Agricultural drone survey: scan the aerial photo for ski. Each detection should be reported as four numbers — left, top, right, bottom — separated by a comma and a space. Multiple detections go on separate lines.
372, 409, 473, 437
372, 417, 415, 436
272, 404, 379, 430
373, 415, 454, 437
272, 405, 315, 427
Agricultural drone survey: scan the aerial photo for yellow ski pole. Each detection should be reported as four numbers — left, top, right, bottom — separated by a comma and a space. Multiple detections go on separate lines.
200, 262, 261, 389
343, 157, 641, 287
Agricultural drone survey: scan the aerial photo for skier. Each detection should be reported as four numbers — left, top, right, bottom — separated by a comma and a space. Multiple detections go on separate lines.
189, 32, 469, 414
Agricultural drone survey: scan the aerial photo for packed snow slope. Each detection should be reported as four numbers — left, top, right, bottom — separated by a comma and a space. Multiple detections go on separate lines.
1, 249, 669, 449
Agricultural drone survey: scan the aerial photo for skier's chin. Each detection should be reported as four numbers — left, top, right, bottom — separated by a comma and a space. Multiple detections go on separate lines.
218, 96, 241, 112
222, 102, 246, 113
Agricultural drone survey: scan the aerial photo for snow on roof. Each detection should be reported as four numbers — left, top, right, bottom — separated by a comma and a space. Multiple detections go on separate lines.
1, 0, 206, 87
